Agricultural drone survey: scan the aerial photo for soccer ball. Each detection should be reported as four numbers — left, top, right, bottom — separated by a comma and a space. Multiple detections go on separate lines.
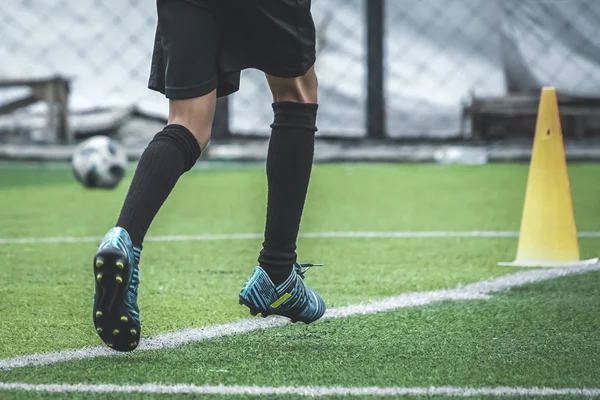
72, 135, 127, 189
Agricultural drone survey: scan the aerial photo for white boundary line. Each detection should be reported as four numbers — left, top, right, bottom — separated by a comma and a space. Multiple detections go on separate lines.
1, 382, 600, 397
1, 263, 598, 372
2, 230, 600, 245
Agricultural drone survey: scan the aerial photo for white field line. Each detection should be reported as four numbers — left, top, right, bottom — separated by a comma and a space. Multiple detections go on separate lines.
1, 263, 598, 372
1, 382, 600, 397
2, 230, 600, 245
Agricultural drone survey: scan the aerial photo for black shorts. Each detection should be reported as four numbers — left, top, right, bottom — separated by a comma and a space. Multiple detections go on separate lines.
148, 0, 316, 99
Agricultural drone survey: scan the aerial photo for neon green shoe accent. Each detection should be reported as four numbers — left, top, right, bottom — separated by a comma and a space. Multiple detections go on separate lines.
270, 292, 291, 309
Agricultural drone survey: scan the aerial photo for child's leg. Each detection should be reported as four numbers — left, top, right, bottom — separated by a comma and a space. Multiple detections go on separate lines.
93, 0, 219, 352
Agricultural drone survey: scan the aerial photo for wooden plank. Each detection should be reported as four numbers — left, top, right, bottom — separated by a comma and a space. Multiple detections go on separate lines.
0, 95, 39, 115
0, 76, 72, 143
0, 76, 68, 88
464, 93, 600, 139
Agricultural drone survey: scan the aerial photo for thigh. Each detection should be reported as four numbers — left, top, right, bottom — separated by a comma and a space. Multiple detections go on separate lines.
248, 0, 316, 78
150, 0, 219, 99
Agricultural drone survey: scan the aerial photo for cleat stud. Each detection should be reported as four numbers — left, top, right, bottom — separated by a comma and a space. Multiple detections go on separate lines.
107, 343, 113, 348
96, 327, 103, 334
130, 341, 138, 347
96, 273, 103, 281
130, 329, 137, 336
95, 311, 103, 318
120, 316, 128, 323
112, 329, 120, 336
95, 259, 103, 268
115, 275, 123, 283
116, 261, 124, 270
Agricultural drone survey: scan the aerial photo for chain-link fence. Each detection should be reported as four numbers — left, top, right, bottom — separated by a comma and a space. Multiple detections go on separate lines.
1, 0, 599, 144
384, 0, 600, 139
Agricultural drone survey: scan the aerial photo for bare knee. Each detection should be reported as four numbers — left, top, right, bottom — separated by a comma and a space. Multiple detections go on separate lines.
266, 66, 318, 104
168, 90, 217, 149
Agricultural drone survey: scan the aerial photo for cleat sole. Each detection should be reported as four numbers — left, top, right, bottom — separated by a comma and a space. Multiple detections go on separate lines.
93, 248, 141, 352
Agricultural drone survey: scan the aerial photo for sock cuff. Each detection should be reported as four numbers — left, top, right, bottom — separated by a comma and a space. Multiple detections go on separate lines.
153, 124, 201, 171
271, 102, 318, 131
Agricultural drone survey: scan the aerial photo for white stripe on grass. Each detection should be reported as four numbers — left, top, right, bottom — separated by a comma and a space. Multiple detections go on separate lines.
2, 230, 600, 245
1, 263, 598, 371
1, 382, 600, 397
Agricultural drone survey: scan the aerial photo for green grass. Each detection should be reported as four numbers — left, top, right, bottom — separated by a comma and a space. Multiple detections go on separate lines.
1, 395, 593, 400
4, 395, 582, 400
1, 163, 599, 399
0, 395, 409, 400
2, 163, 600, 237
1, 271, 599, 396
1, 237, 542, 358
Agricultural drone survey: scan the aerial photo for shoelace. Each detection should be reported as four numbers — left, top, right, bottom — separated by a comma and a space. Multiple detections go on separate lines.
294, 263, 324, 279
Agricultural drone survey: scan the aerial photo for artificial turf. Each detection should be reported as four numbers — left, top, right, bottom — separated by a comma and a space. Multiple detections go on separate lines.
1, 163, 599, 399
1, 271, 598, 397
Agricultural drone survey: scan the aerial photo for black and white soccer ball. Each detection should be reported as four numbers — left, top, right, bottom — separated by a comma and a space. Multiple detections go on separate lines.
72, 136, 127, 189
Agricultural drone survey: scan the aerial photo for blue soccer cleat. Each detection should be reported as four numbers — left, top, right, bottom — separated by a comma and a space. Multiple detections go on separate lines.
92, 227, 141, 352
239, 263, 326, 323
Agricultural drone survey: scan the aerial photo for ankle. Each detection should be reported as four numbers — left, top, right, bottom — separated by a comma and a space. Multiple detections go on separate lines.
259, 263, 294, 286
258, 248, 296, 285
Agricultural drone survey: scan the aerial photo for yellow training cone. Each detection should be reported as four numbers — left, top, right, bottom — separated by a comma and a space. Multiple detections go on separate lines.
498, 87, 597, 267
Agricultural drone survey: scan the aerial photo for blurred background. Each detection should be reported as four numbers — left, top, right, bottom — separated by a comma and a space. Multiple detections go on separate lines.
1, 0, 600, 162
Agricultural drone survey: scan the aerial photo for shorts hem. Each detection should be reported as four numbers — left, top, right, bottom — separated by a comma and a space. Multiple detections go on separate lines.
259, 56, 316, 79
148, 78, 218, 100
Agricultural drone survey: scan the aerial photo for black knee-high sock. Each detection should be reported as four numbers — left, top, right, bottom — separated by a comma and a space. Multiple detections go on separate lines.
258, 102, 318, 285
117, 124, 201, 248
